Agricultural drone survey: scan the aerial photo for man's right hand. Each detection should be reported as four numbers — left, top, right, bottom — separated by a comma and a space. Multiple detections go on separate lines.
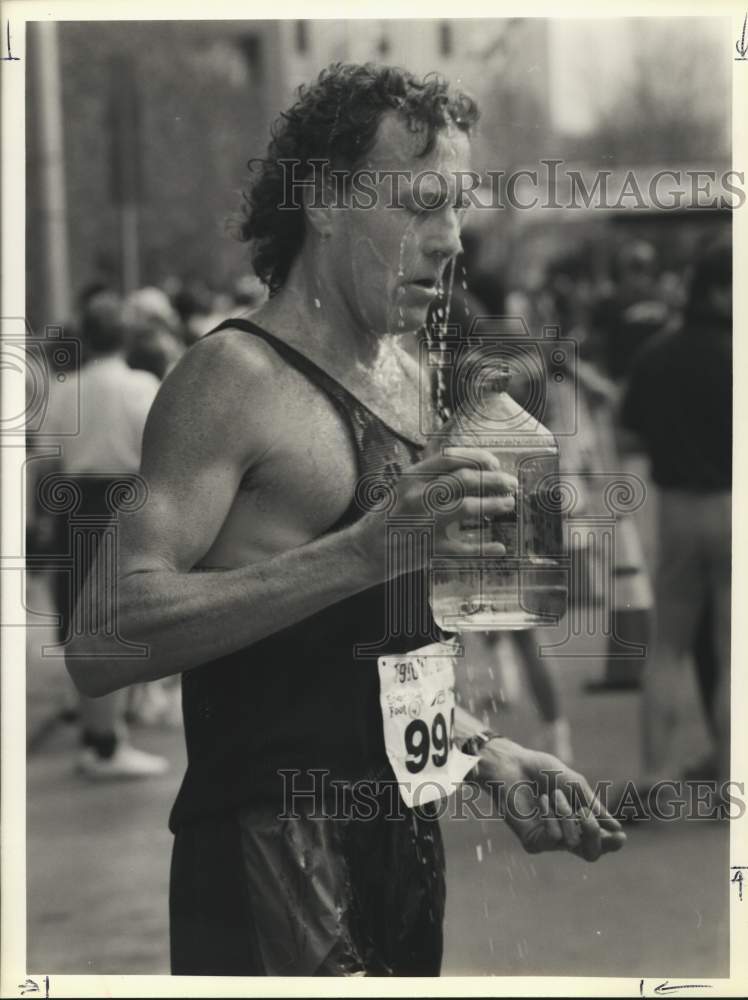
351, 447, 517, 580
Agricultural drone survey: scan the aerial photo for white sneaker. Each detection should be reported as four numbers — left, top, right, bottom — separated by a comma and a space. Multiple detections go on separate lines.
76, 743, 170, 780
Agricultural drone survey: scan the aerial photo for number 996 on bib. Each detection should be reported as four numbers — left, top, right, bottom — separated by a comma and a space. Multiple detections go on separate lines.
378, 643, 479, 808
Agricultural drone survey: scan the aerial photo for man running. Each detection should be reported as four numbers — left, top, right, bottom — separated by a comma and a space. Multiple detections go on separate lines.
68, 63, 625, 976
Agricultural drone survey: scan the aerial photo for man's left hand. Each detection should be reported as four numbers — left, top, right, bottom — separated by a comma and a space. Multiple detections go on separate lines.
475, 738, 627, 862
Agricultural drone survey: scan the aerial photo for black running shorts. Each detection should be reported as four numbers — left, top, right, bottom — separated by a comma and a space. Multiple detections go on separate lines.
169, 795, 446, 976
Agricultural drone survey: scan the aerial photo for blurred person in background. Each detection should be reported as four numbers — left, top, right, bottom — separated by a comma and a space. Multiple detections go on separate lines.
620, 238, 732, 788
43, 290, 169, 779
124, 286, 185, 379
494, 254, 626, 760
170, 279, 214, 345
166, 276, 267, 342
591, 240, 670, 381
127, 322, 184, 382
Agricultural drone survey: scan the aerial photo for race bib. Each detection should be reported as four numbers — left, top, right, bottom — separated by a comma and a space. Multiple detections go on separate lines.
378, 641, 479, 808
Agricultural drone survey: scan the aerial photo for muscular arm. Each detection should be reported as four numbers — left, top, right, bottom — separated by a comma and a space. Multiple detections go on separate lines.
66, 333, 381, 697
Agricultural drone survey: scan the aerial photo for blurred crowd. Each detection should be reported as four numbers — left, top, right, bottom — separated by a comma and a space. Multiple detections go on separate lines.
445, 227, 732, 792
70, 273, 268, 380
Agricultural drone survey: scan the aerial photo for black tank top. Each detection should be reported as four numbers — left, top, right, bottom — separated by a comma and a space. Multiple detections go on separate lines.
169, 319, 441, 831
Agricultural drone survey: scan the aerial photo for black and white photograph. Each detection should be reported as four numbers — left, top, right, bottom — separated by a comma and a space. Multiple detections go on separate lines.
2, 1, 747, 994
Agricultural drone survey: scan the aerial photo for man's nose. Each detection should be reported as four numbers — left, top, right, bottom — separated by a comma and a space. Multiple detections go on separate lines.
424, 207, 463, 260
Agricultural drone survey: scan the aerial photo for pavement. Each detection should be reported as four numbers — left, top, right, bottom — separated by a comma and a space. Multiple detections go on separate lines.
25, 572, 729, 980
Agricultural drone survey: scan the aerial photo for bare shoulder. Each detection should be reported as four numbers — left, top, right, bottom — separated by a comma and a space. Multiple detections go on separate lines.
164, 326, 286, 398
142, 327, 286, 468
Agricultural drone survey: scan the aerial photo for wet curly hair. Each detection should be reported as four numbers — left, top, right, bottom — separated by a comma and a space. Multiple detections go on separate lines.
238, 63, 479, 295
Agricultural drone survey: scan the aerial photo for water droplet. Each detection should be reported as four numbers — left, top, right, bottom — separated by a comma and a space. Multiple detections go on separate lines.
398, 233, 408, 281
488, 936, 495, 954
313, 297, 321, 309
483, 900, 489, 918
487, 838, 493, 853
476, 844, 483, 863
461, 280, 468, 290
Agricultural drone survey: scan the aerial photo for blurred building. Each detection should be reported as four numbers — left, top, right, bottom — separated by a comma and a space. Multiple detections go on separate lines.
26, 17, 551, 331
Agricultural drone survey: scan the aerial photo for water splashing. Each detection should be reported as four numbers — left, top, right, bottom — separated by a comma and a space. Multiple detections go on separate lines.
444, 256, 456, 328
460, 263, 471, 317
397, 232, 407, 279
425, 256, 458, 425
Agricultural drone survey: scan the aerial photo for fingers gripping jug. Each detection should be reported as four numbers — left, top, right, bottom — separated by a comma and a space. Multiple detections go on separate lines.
429, 363, 568, 632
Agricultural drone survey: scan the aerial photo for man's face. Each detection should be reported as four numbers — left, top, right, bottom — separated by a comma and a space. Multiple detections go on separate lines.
322, 113, 472, 336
